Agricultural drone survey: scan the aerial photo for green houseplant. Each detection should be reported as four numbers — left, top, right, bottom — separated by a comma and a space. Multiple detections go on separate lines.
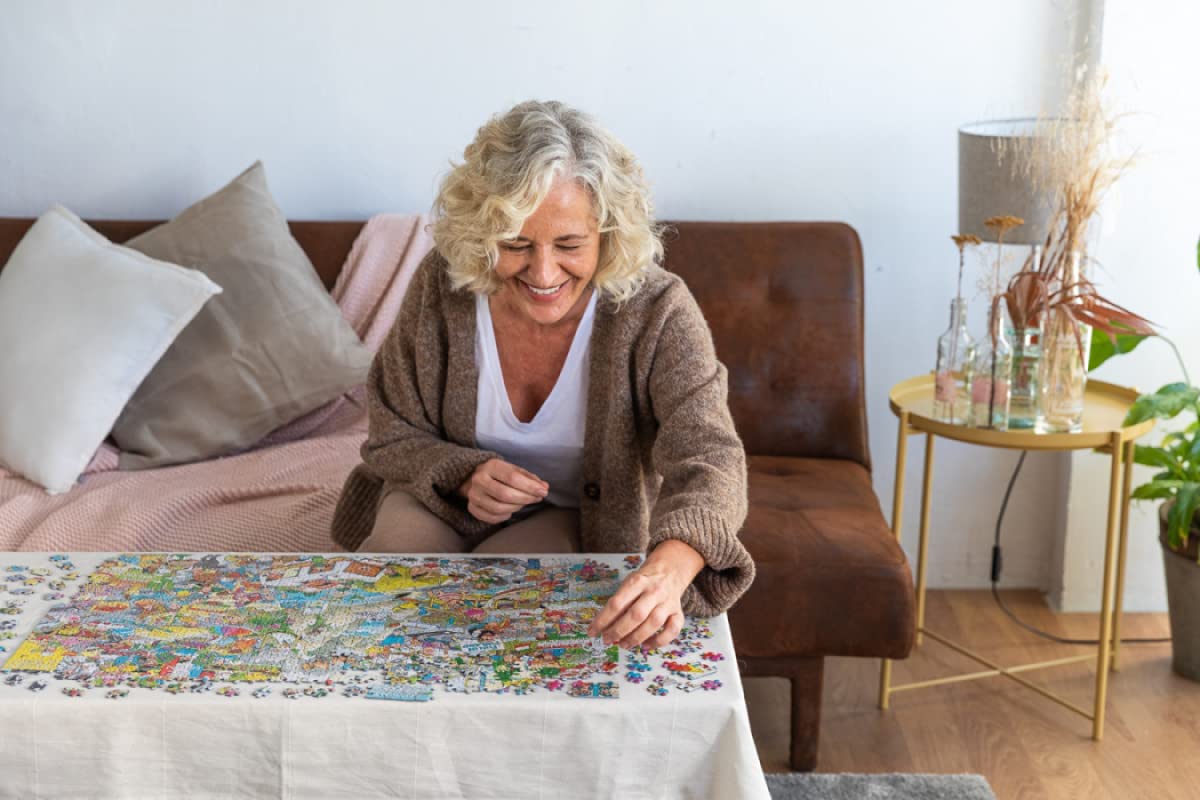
1116, 239, 1200, 679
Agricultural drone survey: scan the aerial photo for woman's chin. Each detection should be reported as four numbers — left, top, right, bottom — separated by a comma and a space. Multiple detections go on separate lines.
521, 301, 572, 326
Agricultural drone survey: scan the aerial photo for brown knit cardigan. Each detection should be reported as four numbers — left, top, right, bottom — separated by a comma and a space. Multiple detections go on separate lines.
331, 250, 755, 616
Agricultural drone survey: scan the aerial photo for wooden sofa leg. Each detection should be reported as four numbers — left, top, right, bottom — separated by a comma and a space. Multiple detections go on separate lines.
789, 657, 824, 772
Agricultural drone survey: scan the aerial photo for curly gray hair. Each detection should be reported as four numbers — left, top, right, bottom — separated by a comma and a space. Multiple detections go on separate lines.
432, 100, 664, 303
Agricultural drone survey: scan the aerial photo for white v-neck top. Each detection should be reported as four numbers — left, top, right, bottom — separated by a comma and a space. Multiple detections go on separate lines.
474, 290, 597, 509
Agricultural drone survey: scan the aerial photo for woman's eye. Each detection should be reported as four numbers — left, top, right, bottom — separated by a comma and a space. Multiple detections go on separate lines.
500, 243, 530, 252
558, 245, 580, 251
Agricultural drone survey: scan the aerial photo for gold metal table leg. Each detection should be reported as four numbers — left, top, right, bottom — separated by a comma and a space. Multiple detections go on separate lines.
1111, 439, 1135, 672
915, 434, 935, 647
1093, 432, 1125, 740
879, 411, 911, 711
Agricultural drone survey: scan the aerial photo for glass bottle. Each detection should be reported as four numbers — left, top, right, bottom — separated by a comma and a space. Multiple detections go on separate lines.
969, 304, 1013, 430
933, 298, 975, 424
1007, 321, 1042, 429
1037, 252, 1092, 433
1005, 245, 1044, 430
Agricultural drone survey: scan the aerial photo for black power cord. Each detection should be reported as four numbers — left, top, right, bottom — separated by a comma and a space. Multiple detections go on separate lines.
991, 450, 1171, 645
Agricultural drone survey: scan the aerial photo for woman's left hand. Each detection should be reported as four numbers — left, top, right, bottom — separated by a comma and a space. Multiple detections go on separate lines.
587, 540, 705, 650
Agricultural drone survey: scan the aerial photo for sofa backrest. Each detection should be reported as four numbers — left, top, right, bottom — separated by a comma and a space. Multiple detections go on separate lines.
661, 222, 870, 468
0, 217, 870, 468
0, 219, 365, 288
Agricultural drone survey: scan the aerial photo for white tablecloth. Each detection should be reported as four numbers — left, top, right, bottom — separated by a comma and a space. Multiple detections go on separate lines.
0, 552, 768, 799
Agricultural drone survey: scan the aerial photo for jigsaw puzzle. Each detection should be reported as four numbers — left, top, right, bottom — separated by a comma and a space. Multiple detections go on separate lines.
3, 554, 628, 697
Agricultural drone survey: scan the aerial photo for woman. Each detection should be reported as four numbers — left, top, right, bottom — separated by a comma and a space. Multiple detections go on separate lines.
332, 100, 754, 650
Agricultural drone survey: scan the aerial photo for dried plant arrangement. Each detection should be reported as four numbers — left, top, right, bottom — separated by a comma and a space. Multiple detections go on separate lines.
997, 69, 1156, 356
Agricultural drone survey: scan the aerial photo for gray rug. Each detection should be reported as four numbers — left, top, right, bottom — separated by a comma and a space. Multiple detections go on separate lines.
765, 773, 996, 800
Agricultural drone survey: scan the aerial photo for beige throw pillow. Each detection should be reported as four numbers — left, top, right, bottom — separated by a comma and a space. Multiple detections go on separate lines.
112, 162, 371, 469
0, 206, 221, 492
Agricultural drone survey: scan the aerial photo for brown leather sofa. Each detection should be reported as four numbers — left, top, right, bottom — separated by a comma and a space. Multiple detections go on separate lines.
0, 217, 914, 772
662, 222, 915, 771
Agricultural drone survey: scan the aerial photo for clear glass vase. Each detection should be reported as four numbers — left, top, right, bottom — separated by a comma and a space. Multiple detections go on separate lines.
933, 298, 975, 424
1007, 321, 1043, 430
1037, 253, 1092, 433
1005, 243, 1045, 430
969, 305, 1012, 430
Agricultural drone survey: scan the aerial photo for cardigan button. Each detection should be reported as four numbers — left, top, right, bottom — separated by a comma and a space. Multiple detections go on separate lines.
583, 482, 600, 500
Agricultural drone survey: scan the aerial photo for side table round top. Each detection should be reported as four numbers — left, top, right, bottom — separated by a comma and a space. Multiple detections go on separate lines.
889, 374, 1155, 451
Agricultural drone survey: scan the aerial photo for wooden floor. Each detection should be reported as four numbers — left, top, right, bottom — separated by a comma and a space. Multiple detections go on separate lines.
743, 589, 1200, 800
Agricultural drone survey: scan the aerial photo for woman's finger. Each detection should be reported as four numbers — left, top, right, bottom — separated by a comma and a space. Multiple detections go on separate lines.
467, 502, 508, 524
604, 593, 661, 646
492, 461, 549, 499
645, 611, 685, 650
470, 491, 521, 518
482, 472, 543, 506
619, 606, 671, 649
588, 572, 647, 639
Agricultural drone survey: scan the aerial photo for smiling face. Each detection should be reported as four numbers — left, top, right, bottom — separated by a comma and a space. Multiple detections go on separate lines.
492, 178, 600, 328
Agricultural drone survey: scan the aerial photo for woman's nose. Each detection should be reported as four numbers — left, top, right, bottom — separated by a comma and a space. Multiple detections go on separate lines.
526, 246, 559, 284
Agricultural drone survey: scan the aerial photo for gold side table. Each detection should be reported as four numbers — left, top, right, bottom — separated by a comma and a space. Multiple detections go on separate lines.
877, 374, 1155, 740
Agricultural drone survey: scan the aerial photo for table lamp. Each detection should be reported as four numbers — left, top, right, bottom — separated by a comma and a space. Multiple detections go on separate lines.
957, 118, 1054, 245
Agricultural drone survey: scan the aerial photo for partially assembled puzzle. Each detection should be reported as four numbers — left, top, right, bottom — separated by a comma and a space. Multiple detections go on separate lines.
2, 553, 726, 701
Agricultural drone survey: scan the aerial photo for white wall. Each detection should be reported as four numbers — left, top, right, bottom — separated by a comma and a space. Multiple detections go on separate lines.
1052, 1, 1200, 612
1, 1, 1089, 591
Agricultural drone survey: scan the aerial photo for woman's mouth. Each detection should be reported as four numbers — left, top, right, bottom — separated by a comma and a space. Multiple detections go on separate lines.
520, 279, 568, 302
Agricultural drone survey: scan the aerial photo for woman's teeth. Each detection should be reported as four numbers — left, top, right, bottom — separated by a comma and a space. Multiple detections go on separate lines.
527, 282, 563, 295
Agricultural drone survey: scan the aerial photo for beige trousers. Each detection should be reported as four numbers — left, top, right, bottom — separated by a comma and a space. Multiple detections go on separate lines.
357, 488, 581, 555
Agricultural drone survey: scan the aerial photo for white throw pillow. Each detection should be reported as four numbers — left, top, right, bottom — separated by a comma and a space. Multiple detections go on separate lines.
0, 206, 221, 493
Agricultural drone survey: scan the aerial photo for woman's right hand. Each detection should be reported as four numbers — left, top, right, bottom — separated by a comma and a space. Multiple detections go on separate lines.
457, 458, 549, 524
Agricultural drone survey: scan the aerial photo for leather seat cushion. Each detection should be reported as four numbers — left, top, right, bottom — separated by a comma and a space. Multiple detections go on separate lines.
728, 455, 915, 660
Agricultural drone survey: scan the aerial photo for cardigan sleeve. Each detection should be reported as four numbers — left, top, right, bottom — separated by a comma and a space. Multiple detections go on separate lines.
342, 253, 499, 541
645, 283, 755, 616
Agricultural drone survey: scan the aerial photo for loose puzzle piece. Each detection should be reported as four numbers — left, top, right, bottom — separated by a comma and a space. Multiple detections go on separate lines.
662, 660, 718, 680
367, 683, 433, 702
568, 680, 618, 699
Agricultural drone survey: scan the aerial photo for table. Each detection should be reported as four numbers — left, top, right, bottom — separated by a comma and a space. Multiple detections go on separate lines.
878, 375, 1155, 740
0, 552, 768, 800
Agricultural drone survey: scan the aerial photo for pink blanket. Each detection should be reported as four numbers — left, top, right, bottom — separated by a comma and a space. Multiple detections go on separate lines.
0, 214, 432, 553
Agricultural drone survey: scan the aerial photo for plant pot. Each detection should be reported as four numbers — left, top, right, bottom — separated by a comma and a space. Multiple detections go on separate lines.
1159, 503, 1200, 681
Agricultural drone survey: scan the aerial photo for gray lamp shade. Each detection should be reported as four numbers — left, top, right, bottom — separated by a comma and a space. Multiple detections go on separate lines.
958, 118, 1055, 246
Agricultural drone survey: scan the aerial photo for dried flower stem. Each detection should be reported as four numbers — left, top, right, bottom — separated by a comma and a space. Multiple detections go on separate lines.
951, 234, 981, 302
